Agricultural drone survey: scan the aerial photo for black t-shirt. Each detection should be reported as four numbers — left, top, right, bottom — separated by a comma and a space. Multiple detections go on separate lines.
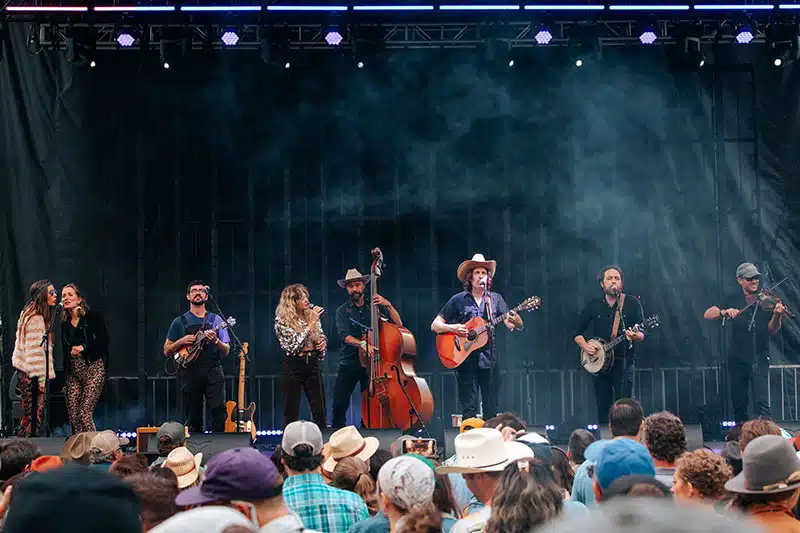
721, 292, 773, 362
574, 295, 644, 358
334, 301, 390, 367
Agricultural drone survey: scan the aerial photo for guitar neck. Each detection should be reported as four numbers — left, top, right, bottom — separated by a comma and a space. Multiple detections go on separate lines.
484, 303, 523, 330
604, 324, 642, 350
237, 354, 246, 409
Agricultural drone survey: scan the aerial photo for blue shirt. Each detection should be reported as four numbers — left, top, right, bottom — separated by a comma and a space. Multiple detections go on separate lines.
438, 291, 509, 369
166, 311, 231, 369
571, 461, 597, 507
283, 473, 370, 533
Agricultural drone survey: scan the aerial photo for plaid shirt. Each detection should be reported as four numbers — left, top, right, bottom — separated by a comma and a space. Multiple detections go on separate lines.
283, 473, 370, 533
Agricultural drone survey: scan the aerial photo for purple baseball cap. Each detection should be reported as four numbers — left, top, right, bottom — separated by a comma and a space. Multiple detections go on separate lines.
175, 447, 282, 507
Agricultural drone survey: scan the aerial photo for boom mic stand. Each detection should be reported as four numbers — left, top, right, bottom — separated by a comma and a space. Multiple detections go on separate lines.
39, 303, 61, 437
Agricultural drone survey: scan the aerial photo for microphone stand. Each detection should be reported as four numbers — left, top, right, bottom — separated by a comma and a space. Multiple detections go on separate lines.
39, 304, 61, 437
391, 366, 433, 438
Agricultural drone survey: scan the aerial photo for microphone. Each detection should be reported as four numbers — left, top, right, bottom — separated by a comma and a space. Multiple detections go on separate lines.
609, 286, 619, 297
202, 286, 211, 293
309, 304, 325, 314
54, 302, 63, 310
479, 279, 487, 288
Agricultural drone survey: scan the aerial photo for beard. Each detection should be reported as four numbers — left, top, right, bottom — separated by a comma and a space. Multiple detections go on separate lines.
191, 296, 207, 306
349, 291, 363, 303
604, 285, 620, 297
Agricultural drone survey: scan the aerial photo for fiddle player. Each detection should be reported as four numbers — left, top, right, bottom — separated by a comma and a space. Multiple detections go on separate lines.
573, 265, 645, 424
704, 262, 785, 422
332, 268, 403, 428
431, 253, 523, 420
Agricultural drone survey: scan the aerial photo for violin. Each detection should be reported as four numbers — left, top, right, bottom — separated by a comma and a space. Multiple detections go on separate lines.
756, 290, 796, 318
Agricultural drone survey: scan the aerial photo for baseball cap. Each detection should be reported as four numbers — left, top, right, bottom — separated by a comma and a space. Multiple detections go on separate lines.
588, 439, 655, 489
736, 263, 761, 279
90, 430, 130, 455
27, 455, 63, 473
158, 422, 186, 443
175, 447, 282, 507
379, 456, 435, 510
281, 420, 323, 456
459, 417, 485, 433
3, 465, 141, 533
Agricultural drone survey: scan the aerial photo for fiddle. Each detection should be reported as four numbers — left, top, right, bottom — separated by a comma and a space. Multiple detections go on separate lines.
755, 290, 796, 318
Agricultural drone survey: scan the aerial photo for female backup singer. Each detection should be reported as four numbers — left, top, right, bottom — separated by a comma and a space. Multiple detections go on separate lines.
274, 284, 328, 429
12, 279, 58, 437
61, 283, 109, 433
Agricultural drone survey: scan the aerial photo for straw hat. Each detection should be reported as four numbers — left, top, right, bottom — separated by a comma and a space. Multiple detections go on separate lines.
322, 426, 380, 474
162, 447, 203, 489
456, 254, 497, 284
437, 428, 533, 474
337, 269, 370, 288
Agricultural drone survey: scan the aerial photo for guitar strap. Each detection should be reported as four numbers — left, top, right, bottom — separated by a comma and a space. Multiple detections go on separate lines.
610, 294, 626, 342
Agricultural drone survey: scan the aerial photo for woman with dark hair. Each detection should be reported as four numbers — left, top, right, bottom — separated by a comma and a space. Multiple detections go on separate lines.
550, 447, 575, 495
12, 280, 58, 437
332, 457, 378, 515
484, 460, 564, 533
61, 283, 109, 434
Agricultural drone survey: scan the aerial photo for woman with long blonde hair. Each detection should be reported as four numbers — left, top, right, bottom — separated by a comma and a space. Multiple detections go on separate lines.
12, 279, 58, 437
275, 284, 327, 428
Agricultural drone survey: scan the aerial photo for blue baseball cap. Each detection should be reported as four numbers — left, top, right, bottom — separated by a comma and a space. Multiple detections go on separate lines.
587, 438, 655, 489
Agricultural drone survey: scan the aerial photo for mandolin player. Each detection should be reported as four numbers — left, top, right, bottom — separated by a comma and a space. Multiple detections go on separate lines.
573, 265, 645, 425
431, 253, 523, 420
163, 280, 230, 433
703, 262, 784, 423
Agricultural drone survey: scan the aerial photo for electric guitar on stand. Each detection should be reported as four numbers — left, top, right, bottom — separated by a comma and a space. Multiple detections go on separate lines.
224, 342, 257, 440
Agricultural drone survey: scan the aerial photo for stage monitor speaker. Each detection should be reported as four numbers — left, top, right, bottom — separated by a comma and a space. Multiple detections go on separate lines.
599, 424, 704, 450
137, 425, 190, 453
320, 428, 404, 453
18, 436, 68, 456
185, 432, 253, 465
444, 428, 458, 458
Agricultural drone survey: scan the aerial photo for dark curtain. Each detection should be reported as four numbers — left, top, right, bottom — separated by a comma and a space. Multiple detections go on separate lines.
3, 23, 800, 428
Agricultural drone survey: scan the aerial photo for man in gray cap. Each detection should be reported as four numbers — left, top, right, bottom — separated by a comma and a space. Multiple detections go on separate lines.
704, 262, 786, 422
151, 421, 186, 468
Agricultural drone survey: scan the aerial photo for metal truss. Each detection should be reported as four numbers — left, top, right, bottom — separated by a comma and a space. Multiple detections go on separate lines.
18, 17, 768, 51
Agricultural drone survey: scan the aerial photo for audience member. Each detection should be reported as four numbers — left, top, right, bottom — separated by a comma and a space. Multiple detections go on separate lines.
151, 422, 187, 468
672, 449, 733, 505
535, 498, 763, 533
589, 438, 656, 502
3, 464, 141, 533
567, 429, 596, 471
60, 431, 96, 464
484, 459, 563, 533
722, 440, 743, 476
281, 421, 369, 533
0, 438, 41, 482
368, 449, 392, 482
26, 455, 63, 473
332, 457, 378, 515
110, 453, 150, 478
270, 445, 287, 478
377, 456, 440, 533
550, 447, 575, 495
323, 426, 380, 476
727, 434, 800, 533
572, 398, 644, 506
89, 429, 128, 468
127, 471, 180, 531
150, 506, 256, 533
438, 428, 534, 533
602, 474, 671, 500
739, 419, 782, 453
642, 411, 687, 488
162, 446, 203, 490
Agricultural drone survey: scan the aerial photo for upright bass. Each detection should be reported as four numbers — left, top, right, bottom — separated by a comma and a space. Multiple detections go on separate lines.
361, 248, 434, 430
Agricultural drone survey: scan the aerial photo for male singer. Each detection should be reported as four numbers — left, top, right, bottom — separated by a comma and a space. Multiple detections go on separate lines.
332, 268, 403, 428
163, 280, 230, 432
573, 265, 645, 423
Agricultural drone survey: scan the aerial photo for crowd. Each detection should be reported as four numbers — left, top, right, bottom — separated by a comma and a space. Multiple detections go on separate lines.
0, 399, 797, 532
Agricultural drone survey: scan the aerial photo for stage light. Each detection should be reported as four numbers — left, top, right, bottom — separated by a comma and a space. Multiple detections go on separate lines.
284, 61, 291, 68
163, 62, 170, 69
221, 30, 240, 46
534, 28, 552, 44
736, 26, 754, 44
90, 60, 96, 67
508, 59, 515, 67
574, 58, 583, 66
116, 32, 135, 47
357, 60, 364, 68
325, 30, 343, 46
639, 29, 657, 44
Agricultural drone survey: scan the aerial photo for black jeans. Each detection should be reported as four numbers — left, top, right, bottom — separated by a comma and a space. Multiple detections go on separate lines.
729, 355, 771, 423
594, 355, 635, 423
457, 366, 499, 420
181, 366, 226, 433
282, 356, 327, 429
332, 362, 368, 428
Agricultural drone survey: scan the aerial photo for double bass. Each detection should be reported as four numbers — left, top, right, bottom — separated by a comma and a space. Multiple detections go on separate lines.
360, 248, 434, 430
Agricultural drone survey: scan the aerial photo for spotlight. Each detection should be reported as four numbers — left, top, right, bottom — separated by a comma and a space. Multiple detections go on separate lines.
766, 24, 799, 67
639, 30, 657, 45
90, 60, 96, 67
163, 62, 170, 69
534, 28, 552, 45
221, 30, 240, 47
736, 26, 754, 44
356, 60, 364, 68
508, 59, 515, 67
284, 61, 291, 68
116, 32, 135, 47
325, 30, 343, 46
574, 58, 583, 67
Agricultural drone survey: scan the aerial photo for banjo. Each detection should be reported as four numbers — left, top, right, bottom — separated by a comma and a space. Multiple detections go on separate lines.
580, 315, 660, 375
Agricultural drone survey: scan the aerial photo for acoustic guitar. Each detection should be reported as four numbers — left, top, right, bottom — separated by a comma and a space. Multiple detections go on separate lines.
437, 296, 541, 369
580, 315, 660, 375
224, 342, 257, 440
176, 316, 236, 368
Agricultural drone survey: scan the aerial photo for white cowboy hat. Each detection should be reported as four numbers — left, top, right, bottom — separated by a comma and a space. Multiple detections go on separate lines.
456, 254, 497, 284
322, 426, 380, 474
436, 428, 533, 474
337, 268, 370, 289
163, 446, 204, 489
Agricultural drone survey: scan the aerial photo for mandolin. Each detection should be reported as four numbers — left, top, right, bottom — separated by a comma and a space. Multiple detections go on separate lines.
176, 316, 236, 368
224, 342, 256, 440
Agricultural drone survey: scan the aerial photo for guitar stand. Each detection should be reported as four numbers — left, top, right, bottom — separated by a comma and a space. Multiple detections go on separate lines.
391, 367, 433, 439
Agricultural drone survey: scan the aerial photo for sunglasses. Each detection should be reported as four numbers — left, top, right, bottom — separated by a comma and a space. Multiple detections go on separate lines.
745, 276, 761, 282
48, 289, 58, 296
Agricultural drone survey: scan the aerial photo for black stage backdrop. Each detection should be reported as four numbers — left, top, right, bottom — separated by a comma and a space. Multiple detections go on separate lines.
4, 23, 800, 431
